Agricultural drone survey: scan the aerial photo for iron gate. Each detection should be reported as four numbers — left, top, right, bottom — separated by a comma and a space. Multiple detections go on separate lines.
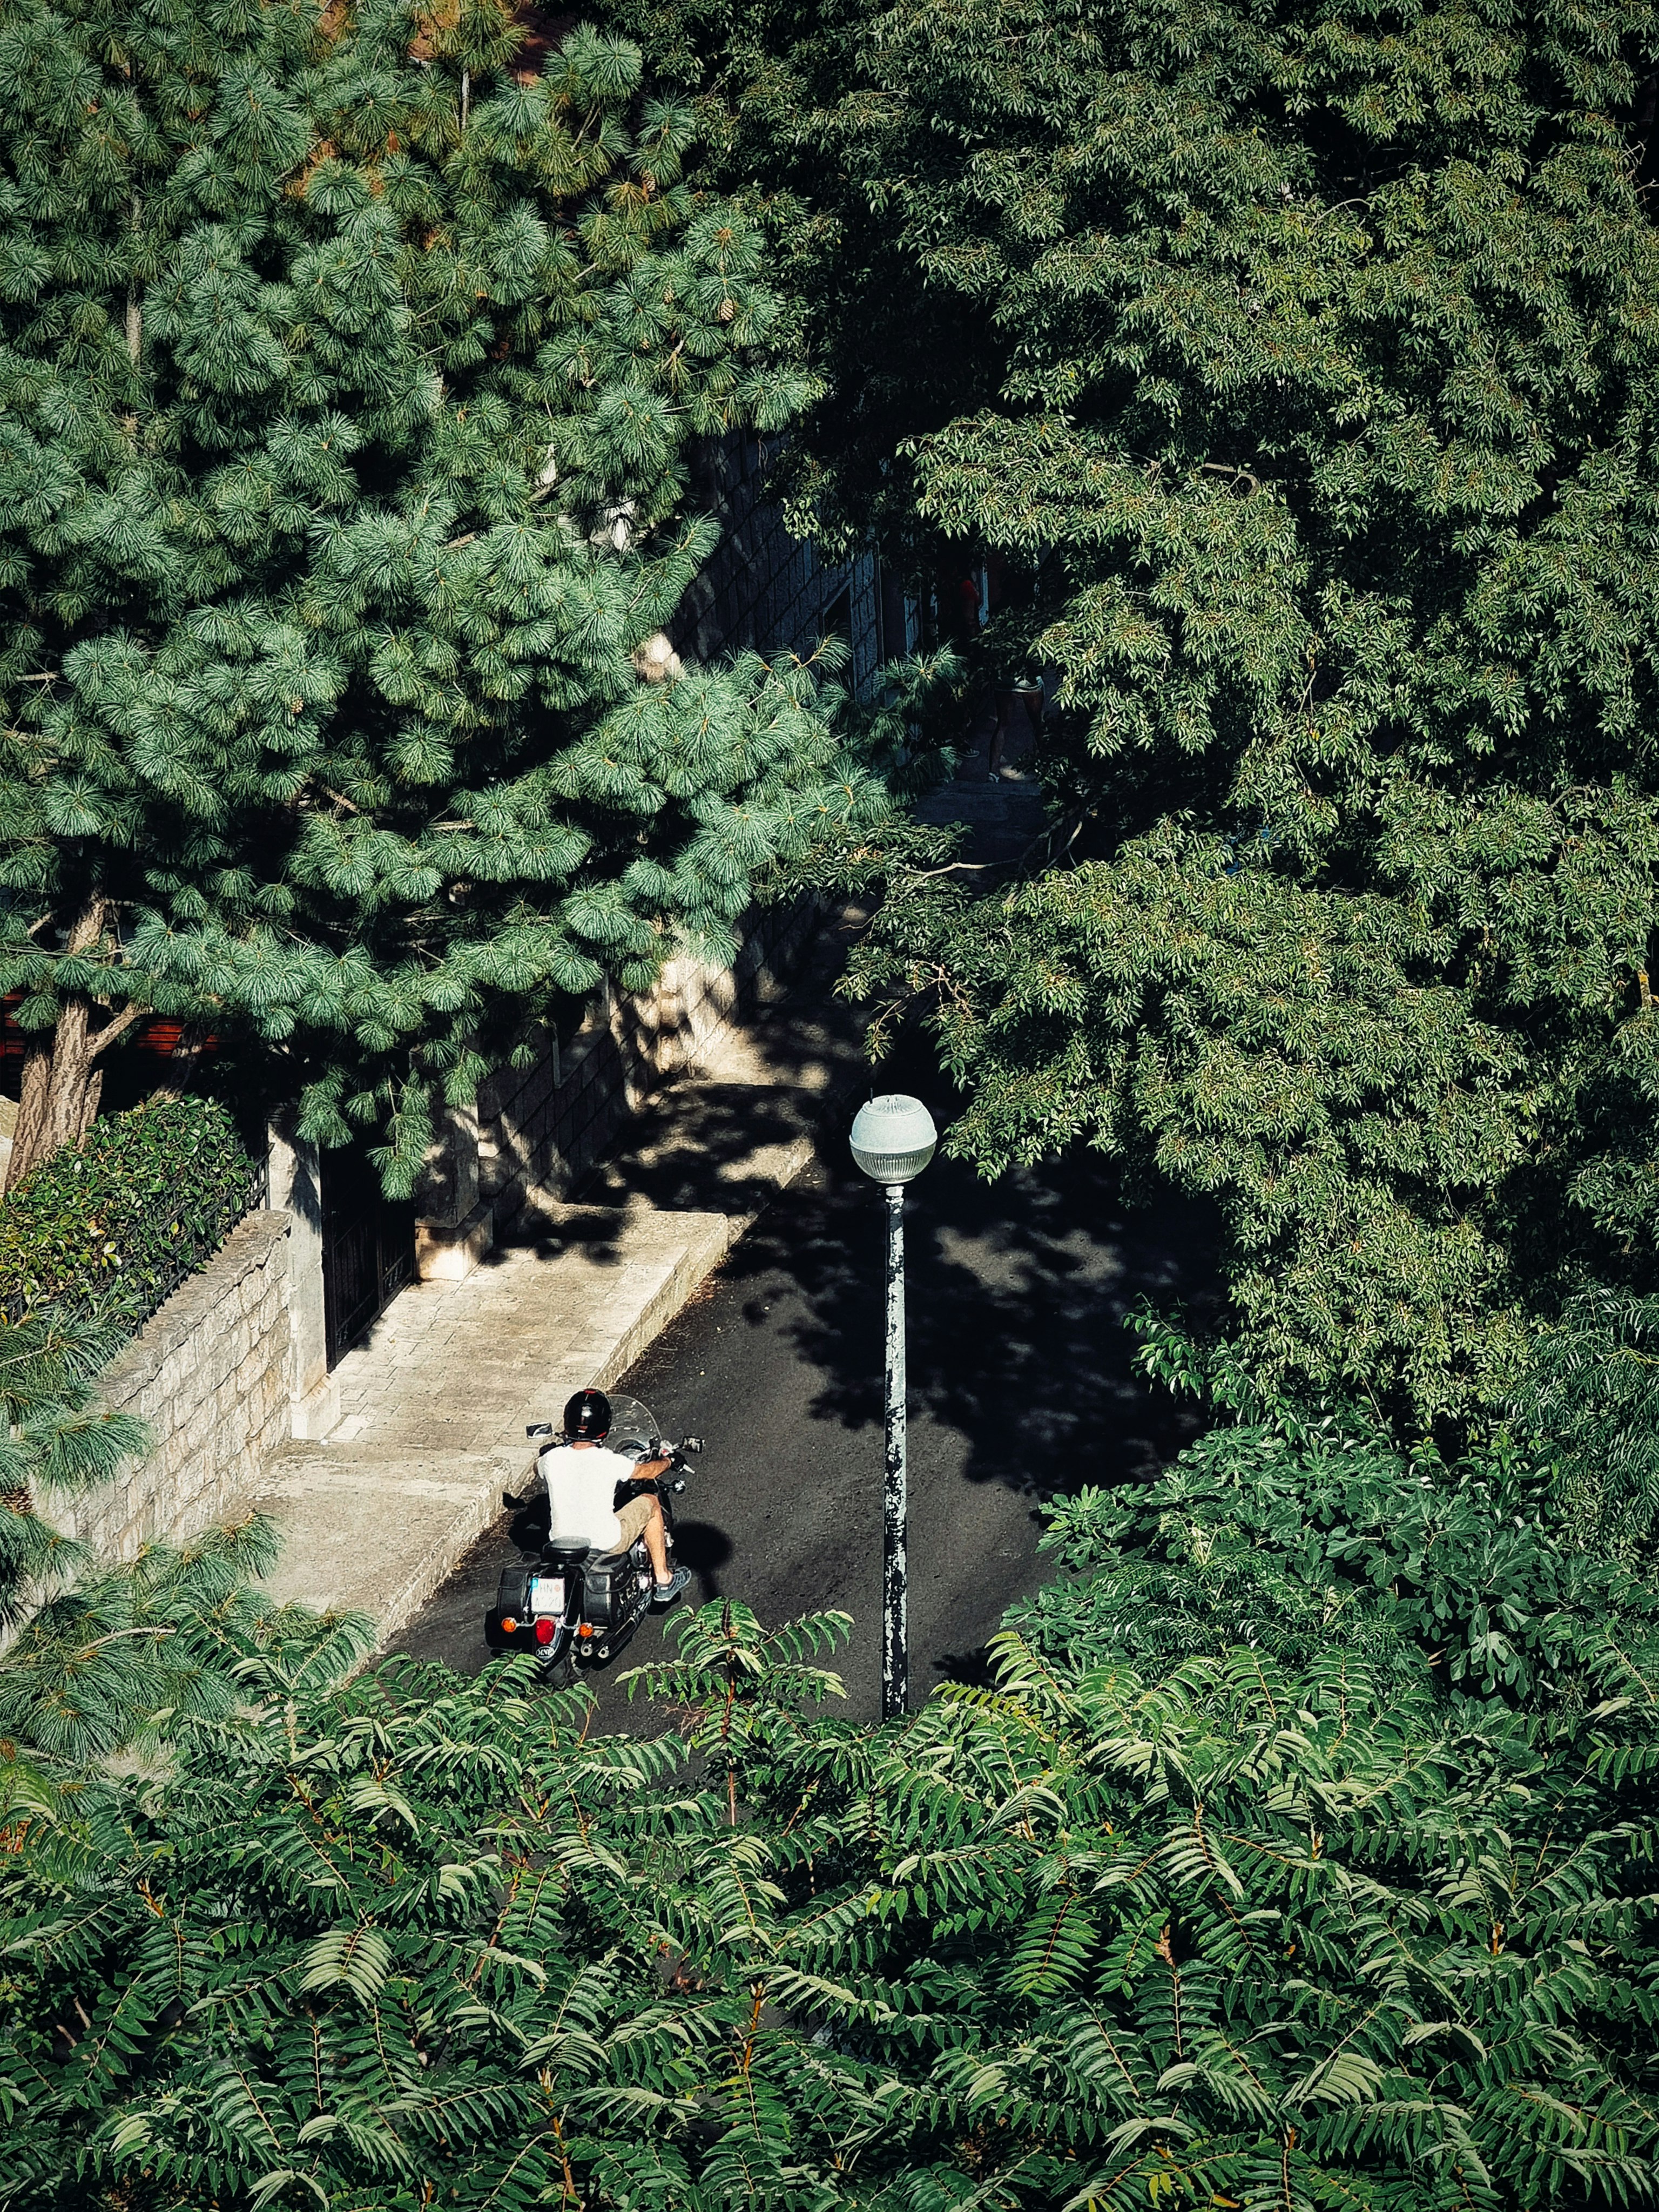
321, 1142, 415, 1368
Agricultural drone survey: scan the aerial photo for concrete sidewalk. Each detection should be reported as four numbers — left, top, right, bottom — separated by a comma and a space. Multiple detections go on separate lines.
240, 914, 866, 1644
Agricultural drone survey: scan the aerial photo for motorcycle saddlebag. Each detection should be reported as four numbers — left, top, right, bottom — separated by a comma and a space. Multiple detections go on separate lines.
583, 1552, 623, 1628
484, 1564, 535, 1653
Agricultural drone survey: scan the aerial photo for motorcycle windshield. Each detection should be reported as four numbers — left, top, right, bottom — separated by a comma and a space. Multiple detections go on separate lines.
603, 1394, 658, 1460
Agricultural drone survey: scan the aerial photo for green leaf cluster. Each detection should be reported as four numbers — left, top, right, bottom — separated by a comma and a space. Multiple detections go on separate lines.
0, 1097, 261, 1334
1507, 1285, 1659, 1557
624, 0, 1659, 1427
1, 1292, 363, 1785
1017, 1399, 1659, 1708
0, 1309, 146, 1636
0, 1516, 371, 1777
1, 1583, 1656, 2210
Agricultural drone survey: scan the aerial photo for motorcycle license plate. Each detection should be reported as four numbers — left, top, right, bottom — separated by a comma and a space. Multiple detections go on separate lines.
529, 1576, 564, 1616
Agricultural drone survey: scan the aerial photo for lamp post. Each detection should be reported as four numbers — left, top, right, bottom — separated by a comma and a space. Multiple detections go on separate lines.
849, 1094, 938, 1721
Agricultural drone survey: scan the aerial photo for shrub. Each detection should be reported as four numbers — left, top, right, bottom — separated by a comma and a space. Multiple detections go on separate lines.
0, 1309, 147, 1634
1014, 1418, 1659, 1705
0, 1098, 263, 1335
3, 1606, 1657, 2211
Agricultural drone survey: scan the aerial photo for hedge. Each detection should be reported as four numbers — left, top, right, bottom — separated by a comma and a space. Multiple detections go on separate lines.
0, 1098, 265, 1334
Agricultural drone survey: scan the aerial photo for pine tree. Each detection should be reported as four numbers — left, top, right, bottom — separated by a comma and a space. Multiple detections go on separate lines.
0, 0, 877, 1193
0, 1312, 144, 1635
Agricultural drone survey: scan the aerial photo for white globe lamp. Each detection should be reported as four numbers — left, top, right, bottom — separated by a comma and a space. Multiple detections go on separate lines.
850, 1094, 938, 1188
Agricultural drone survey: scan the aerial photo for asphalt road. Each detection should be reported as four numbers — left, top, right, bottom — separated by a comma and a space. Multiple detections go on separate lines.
396, 1129, 1217, 1727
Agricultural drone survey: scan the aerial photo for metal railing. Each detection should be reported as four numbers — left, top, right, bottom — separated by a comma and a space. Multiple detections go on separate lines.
0, 1146, 270, 1338
127, 1149, 271, 1331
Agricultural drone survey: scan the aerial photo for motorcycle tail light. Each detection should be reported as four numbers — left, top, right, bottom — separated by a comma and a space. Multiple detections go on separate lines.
534, 1618, 555, 1645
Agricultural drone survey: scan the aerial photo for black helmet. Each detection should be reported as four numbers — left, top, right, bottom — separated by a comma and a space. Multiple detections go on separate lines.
563, 1388, 612, 1441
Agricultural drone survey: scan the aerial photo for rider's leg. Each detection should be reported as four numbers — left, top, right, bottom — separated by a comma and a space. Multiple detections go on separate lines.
640, 1494, 671, 1583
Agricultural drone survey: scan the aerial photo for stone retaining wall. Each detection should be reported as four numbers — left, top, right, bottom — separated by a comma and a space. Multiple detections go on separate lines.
65, 1211, 293, 1562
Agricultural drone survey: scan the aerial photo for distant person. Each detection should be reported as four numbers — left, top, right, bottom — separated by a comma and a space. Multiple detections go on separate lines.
988, 676, 1044, 779
940, 562, 983, 645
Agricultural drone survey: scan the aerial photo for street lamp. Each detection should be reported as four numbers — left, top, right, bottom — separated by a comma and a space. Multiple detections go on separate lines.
849, 1093, 938, 1720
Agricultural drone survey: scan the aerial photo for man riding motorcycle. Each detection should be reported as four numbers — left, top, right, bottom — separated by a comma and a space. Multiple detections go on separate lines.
542, 1387, 690, 1606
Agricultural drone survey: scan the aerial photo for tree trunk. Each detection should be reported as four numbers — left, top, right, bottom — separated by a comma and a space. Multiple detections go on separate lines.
2, 1000, 97, 1196
0, 898, 141, 1197
79, 1063, 104, 1139
6, 1040, 56, 1198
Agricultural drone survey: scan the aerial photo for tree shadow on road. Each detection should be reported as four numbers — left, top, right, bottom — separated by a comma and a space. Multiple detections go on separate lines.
726, 1132, 1225, 1503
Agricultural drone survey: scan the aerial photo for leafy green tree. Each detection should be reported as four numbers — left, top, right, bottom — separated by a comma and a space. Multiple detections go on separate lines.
1016, 1317, 1659, 1704
4, 1595, 1657, 2210
1507, 1285, 1659, 1555
0, 1518, 366, 1776
608, 0, 1659, 1427
0, 0, 881, 1195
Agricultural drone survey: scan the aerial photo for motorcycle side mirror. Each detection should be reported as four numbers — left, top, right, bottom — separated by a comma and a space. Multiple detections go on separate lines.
680, 1435, 704, 1454
526, 1422, 554, 1439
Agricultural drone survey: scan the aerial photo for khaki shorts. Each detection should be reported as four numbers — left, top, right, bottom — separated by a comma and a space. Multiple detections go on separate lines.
612, 1492, 653, 1550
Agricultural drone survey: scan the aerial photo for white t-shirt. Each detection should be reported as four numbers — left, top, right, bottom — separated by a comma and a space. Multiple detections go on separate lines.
542, 1442, 637, 1550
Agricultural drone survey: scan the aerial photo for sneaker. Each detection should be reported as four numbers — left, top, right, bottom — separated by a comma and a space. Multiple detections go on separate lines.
651, 1566, 691, 1607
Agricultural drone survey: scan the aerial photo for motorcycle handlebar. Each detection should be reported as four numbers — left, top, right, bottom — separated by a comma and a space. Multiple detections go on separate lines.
525, 1426, 703, 1454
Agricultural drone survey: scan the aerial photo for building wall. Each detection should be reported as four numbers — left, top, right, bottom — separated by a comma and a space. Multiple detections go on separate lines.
674, 434, 885, 691
66, 1211, 293, 1562
475, 893, 822, 1236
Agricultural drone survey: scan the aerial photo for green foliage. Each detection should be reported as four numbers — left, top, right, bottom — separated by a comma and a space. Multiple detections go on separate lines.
0, 0, 886, 1190
3, 1600, 1657, 2210
1014, 1309, 1659, 1705
1509, 1285, 1659, 1556
0, 1517, 368, 1774
1, 1294, 355, 1784
0, 1310, 146, 1635
633, 0, 1659, 1426
1016, 1413, 1659, 1705
0, 1098, 261, 1333
622, 1589, 851, 1812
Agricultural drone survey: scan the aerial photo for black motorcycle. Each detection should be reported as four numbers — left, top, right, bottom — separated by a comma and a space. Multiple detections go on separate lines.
484, 1393, 700, 1683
